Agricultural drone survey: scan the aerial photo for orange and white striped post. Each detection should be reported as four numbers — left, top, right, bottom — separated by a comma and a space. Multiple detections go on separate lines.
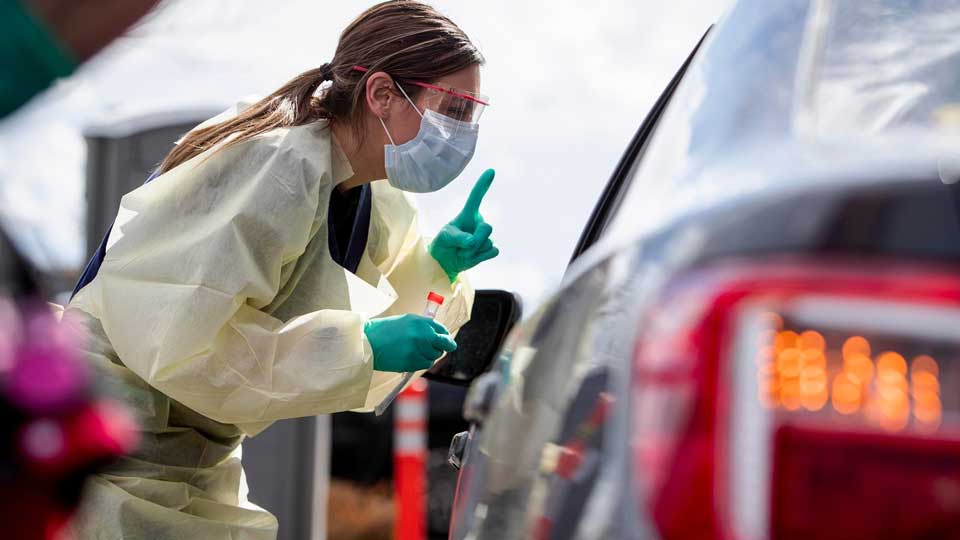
394, 377, 428, 540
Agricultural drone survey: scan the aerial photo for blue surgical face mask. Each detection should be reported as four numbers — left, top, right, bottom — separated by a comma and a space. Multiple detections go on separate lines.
379, 91, 479, 193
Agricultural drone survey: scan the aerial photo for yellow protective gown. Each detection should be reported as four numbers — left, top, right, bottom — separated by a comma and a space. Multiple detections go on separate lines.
67, 112, 474, 539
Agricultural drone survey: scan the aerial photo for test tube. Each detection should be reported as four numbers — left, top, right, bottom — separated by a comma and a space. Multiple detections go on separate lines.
374, 292, 446, 416
424, 292, 444, 319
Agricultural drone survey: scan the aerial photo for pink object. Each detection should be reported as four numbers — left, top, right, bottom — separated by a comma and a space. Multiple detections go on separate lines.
0, 297, 21, 373
5, 309, 90, 414
20, 420, 65, 462
18, 400, 140, 478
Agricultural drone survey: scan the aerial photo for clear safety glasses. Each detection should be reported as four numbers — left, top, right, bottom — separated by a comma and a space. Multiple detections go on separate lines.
352, 66, 489, 124
405, 81, 488, 124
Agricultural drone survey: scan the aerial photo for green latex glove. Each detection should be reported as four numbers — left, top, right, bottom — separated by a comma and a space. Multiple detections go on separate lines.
364, 314, 458, 372
429, 169, 500, 282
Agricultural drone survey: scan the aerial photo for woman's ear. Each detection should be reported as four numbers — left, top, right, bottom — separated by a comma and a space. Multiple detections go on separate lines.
365, 72, 395, 119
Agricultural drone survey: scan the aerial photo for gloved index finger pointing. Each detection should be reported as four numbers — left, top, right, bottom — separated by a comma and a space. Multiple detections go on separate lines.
460, 168, 495, 216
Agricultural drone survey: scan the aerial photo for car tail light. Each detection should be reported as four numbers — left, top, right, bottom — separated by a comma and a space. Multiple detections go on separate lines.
631, 258, 960, 540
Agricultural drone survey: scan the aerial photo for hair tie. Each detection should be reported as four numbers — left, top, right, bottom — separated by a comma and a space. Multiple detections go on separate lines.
318, 63, 333, 80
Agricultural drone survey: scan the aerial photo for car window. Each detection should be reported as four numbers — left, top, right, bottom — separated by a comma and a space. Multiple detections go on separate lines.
600, 0, 813, 249
568, 29, 712, 265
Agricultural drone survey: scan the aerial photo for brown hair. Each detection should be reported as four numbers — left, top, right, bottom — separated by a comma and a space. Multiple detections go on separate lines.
157, 0, 484, 174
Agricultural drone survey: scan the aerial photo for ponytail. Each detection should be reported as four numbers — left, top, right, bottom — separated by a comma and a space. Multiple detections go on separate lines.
157, 64, 333, 174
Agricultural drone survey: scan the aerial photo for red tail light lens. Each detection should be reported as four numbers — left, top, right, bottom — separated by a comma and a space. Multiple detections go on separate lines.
631, 259, 960, 540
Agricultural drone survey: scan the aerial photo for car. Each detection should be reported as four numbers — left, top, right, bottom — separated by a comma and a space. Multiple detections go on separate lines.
442, 1, 960, 538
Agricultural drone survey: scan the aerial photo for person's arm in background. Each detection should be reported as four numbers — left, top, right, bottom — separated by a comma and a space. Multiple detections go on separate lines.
1, 0, 159, 117
24, 0, 159, 60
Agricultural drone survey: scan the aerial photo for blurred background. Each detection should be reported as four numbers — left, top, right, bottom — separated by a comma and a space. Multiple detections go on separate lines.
0, 0, 729, 308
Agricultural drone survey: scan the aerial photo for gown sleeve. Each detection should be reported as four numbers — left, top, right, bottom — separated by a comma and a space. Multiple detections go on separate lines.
72, 130, 374, 432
